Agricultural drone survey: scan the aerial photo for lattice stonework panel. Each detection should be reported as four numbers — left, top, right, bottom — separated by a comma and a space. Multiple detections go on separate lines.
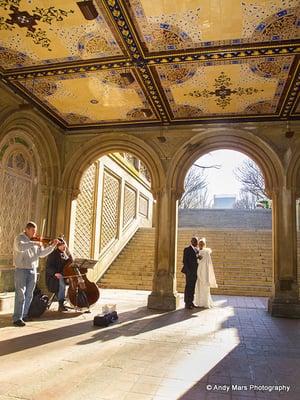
123, 184, 136, 227
139, 194, 149, 218
0, 171, 32, 255
73, 163, 96, 258
100, 171, 120, 251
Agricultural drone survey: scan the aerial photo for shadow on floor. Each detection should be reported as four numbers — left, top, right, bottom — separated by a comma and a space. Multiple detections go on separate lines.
176, 312, 300, 400
0, 306, 202, 356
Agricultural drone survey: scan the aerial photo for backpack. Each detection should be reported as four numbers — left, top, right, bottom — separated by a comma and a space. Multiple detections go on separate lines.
28, 286, 49, 318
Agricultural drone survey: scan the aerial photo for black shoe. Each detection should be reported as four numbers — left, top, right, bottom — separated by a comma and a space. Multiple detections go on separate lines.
13, 319, 26, 327
185, 304, 193, 309
58, 304, 68, 312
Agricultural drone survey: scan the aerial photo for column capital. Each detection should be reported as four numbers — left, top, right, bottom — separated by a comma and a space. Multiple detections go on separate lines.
151, 186, 183, 201
171, 187, 184, 200
67, 187, 81, 200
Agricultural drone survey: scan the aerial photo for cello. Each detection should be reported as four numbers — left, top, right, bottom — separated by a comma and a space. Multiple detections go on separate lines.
63, 258, 100, 310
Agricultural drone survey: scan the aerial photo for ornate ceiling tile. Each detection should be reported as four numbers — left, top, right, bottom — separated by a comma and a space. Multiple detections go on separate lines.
15, 68, 158, 126
0, 0, 299, 127
0, 0, 125, 69
155, 55, 294, 119
126, 0, 299, 53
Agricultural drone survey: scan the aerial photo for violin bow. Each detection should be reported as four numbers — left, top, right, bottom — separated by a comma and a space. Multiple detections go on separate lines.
41, 218, 46, 242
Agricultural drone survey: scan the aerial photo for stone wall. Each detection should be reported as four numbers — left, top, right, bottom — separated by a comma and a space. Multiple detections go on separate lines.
179, 209, 272, 229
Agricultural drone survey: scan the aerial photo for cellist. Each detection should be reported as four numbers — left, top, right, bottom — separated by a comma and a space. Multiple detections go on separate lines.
45, 238, 73, 312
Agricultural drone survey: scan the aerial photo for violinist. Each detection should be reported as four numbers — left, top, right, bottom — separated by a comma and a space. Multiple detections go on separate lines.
45, 238, 73, 312
12, 221, 59, 327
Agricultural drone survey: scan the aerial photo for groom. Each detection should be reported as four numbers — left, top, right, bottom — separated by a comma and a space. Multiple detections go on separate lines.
182, 236, 200, 309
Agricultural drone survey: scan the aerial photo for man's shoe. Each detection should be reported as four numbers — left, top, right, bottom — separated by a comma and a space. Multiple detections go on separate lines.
185, 304, 193, 309
58, 304, 68, 312
13, 319, 26, 327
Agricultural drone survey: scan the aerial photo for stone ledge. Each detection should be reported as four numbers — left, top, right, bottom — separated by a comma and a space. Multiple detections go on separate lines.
0, 292, 15, 313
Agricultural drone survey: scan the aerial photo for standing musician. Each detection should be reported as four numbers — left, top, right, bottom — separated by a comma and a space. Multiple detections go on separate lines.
45, 238, 72, 312
13, 221, 59, 326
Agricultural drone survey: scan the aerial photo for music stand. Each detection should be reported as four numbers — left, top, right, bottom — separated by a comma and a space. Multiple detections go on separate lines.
73, 258, 98, 270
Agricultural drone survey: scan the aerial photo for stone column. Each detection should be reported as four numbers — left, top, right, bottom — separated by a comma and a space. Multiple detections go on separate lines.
55, 187, 80, 242
147, 186, 181, 311
268, 185, 300, 317
39, 184, 60, 237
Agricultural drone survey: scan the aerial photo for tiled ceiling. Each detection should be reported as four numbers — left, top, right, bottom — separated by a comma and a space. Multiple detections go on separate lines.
0, 0, 299, 130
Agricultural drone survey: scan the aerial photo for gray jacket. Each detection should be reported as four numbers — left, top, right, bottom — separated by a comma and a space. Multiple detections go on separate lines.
13, 233, 56, 270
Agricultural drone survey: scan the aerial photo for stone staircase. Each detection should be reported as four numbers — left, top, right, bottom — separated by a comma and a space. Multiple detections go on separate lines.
99, 227, 273, 297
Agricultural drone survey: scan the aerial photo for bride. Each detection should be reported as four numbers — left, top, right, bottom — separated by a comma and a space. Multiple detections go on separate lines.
194, 237, 218, 308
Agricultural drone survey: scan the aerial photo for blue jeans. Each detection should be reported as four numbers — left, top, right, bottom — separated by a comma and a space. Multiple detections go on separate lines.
13, 268, 37, 322
57, 277, 66, 302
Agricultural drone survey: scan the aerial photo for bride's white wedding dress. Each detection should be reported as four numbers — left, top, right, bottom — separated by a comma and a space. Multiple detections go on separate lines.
194, 247, 218, 308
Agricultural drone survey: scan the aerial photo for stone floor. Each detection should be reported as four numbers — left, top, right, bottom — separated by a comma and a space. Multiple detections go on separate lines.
0, 290, 300, 400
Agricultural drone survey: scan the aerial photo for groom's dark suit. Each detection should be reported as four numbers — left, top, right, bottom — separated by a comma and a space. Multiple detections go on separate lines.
182, 245, 199, 307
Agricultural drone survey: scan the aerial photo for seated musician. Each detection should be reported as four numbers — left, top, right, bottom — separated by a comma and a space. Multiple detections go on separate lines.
45, 238, 73, 312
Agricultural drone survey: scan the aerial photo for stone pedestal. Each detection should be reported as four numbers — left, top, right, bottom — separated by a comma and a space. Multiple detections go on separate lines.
148, 291, 180, 311
268, 297, 300, 318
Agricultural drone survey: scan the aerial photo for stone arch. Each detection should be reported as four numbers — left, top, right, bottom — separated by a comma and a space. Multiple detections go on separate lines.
62, 133, 164, 195
168, 128, 283, 197
0, 111, 61, 188
59, 132, 164, 239
0, 111, 61, 237
160, 128, 290, 312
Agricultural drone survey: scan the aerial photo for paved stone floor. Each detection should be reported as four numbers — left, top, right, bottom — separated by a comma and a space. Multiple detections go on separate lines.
0, 290, 300, 400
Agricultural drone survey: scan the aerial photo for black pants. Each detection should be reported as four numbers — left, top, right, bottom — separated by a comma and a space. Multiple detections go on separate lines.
184, 272, 197, 306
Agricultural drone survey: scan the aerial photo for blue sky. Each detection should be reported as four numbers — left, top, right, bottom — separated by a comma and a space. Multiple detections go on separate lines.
195, 150, 252, 203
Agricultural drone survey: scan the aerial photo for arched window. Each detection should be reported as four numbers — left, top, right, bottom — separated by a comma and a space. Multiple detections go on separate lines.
0, 139, 38, 258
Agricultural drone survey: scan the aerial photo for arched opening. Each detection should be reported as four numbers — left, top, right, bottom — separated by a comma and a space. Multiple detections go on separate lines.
168, 129, 283, 312
59, 133, 163, 293
68, 151, 155, 285
177, 149, 273, 303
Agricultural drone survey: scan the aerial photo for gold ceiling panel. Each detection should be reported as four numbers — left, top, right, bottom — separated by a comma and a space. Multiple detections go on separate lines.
154, 55, 295, 119
0, 0, 125, 69
126, 0, 299, 53
0, 0, 299, 128
16, 68, 157, 126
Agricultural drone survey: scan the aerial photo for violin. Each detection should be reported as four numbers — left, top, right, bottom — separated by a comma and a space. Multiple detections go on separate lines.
63, 259, 99, 310
32, 235, 55, 245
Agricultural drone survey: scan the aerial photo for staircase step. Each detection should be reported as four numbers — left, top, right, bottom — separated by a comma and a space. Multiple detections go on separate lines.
98, 227, 273, 297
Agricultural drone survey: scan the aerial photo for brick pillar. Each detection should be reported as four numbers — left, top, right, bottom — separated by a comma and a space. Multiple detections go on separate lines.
147, 186, 180, 311
268, 185, 300, 317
